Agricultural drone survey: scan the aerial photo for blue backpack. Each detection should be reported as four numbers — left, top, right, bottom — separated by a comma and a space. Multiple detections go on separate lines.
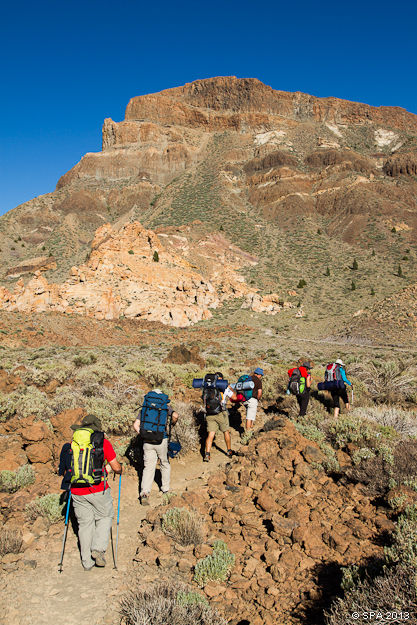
140, 391, 170, 444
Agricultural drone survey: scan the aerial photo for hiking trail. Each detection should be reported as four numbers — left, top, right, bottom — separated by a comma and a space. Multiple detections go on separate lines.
0, 430, 255, 625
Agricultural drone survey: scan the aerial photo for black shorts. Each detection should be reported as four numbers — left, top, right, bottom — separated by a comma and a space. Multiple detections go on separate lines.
330, 387, 349, 409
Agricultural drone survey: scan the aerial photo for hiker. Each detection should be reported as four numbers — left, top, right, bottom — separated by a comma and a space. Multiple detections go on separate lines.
287, 362, 312, 416
329, 358, 353, 418
244, 367, 264, 430
133, 388, 178, 505
59, 414, 122, 571
203, 372, 233, 462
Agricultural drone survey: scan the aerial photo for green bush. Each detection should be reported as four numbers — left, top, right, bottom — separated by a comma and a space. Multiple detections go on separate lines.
120, 581, 226, 625
26, 493, 64, 525
176, 591, 209, 608
194, 540, 235, 587
0, 464, 35, 493
162, 507, 204, 546
0, 386, 53, 421
73, 352, 98, 367
385, 505, 417, 567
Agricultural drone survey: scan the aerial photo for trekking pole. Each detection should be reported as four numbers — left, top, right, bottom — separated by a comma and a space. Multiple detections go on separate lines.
58, 490, 71, 573
114, 473, 122, 570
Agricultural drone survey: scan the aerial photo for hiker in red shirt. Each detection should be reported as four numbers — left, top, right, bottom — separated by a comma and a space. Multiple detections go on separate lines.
60, 414, 122, 570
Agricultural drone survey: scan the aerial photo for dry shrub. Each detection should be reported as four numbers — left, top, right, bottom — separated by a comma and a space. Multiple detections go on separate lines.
120, 581, 226, 625
170, 401, 200, 455
354, 405, 417, 437
162, 507, 205, 546
325, 564, 417, 625
348, 360, 417, 404
345, 440, 417, 499
0, 528, 23, 556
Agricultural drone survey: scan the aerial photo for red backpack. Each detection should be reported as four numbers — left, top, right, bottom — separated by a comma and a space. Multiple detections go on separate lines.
324, 363, 343, 382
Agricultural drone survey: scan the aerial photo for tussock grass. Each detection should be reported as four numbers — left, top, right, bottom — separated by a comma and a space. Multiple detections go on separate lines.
0, 528, 23, 556
120, 581, 226, 625
161, 507, 205, 546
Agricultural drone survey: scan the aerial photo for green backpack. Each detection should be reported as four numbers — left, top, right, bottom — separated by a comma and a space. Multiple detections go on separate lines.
70, 428, 105, 488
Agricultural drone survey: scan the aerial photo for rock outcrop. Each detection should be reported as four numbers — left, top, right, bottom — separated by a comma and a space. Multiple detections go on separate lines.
0, 221, 287, 327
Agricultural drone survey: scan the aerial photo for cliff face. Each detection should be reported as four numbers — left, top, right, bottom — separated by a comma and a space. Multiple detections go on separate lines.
2, 77, 417, 331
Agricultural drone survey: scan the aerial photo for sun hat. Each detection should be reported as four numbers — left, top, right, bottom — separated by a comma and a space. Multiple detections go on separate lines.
70, 414, 102, 431
254, 367, 264, 375
335, 359, 345, 366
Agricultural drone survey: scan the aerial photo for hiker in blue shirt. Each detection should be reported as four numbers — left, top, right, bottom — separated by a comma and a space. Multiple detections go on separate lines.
331, 359, 353, 418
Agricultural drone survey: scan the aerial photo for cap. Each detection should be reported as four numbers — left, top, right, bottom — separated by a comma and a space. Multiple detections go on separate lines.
70, 414, 102, 432
254, 367, 264, 376
335, 359, 345, 366
302, 361, 312, 370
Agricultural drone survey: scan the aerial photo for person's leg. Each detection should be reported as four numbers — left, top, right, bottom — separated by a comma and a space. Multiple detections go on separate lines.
140, 443, 158, 496
245, 398, 258, 430
90, 489, 114, 563
71, 494, 96, 569
298, 392, 310, 417
205, 431, 216, 454
341, 388, 350, 411
223, 430, 231, 450
332, 390, 340, 418
157, 439, 171, 493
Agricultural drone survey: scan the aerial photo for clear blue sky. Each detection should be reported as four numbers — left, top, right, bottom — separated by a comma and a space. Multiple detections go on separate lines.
1, 0, 416, 216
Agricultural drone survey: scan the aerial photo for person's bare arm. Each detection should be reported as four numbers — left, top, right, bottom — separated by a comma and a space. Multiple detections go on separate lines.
307, 374, 312, 388
109, 458, 123, 474
257, 387, 262, 400
133, 418, 140, 434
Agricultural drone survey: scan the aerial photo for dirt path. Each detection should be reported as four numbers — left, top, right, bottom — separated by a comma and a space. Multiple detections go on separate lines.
0, 435, 248, 625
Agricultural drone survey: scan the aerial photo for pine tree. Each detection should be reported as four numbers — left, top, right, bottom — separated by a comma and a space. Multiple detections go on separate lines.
370, 287, 375, 296
351, 281, 356, 291
153, 250, 159, 262
297, 279, 307, 289
397, 264, 403, 277
352, 259, 358, 270
325, 267, 330, 276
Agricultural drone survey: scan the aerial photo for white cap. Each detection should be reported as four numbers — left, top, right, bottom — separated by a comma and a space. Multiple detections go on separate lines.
335, 359, 344, 366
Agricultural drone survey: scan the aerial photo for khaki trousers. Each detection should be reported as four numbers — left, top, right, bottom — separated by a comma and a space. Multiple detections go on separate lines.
72, 489, 114, 568
141, 438, 170, 496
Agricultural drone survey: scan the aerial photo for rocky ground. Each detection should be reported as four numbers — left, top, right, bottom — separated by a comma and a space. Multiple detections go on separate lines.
0, 430, 241, 625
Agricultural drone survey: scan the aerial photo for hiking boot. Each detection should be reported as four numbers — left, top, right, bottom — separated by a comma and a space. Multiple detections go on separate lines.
140, 494, 150, 506
83, 563, 95, 571
91, 551, 106, 567
226, 449, 234, 458
204, 453, 210, 462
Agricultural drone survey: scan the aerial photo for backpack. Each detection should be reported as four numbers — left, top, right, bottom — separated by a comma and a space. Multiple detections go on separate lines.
70, 428, 105, 488
288, 368, 306, 395
235, 374, 254, 401
140, 391, 170, 444
325, 363, 343, 382
202, 373, 223, 416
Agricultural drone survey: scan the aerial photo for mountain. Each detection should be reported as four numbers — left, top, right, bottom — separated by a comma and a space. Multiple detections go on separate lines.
2, 77, 417, 338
